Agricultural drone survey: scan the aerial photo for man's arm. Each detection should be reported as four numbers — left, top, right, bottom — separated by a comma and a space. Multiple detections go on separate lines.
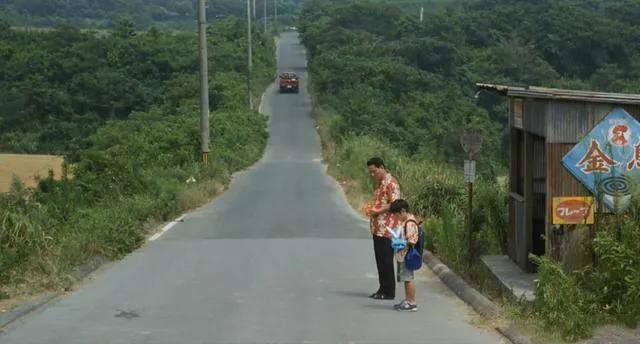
370, 204, 390, 216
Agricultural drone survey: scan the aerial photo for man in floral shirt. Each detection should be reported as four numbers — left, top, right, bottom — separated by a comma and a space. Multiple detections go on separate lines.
366, 157, 401, 300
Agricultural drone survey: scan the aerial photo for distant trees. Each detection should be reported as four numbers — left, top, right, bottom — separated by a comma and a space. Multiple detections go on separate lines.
0, 0, 300, 29
0, 16, 275, 154
0, 12, 276, 292
298, 0, 640, 175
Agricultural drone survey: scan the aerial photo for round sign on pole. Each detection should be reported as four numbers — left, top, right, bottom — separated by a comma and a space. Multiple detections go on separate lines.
461, 132, 483, 156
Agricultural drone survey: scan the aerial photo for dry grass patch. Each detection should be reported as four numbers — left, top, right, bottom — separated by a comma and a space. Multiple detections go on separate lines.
0, 154, 66, 192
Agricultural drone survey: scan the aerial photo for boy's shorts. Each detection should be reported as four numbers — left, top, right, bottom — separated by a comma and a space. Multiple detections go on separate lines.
397, 261, 414, 282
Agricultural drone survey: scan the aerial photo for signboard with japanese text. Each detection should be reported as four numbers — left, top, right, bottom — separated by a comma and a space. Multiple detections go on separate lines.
552, 197, 595, 225
562, 108, 640, 212
464, 160, 476, 183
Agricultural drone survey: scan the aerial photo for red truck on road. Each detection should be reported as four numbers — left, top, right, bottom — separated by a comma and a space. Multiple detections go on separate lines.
279, 72, 299, 93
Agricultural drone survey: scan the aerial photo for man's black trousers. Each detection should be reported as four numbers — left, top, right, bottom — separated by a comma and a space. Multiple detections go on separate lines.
373, 236, 395, 297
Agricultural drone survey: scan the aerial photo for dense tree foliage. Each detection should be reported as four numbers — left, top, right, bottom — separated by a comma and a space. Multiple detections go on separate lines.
0, 0, 301, 29
299, 0, 640, 176
0, 16, 274, 154
300, 1, 640, 339
0, 17, 275, 293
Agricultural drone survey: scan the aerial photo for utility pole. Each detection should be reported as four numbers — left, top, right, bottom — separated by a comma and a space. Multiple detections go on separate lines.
247, 0, 254, 111
253, 0, 256, 19
467, 174, 474, 267
461, 133, 483, 268
274, 0, 278, 26
263, 0, 267, 33
420, 7, 424, 22
198, 0, 210, 166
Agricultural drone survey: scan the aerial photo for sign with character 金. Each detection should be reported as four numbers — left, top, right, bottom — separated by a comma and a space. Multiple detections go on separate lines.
562, 108, 640, 212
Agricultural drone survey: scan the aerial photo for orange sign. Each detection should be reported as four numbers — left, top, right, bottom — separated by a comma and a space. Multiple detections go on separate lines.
552, 197, 595, 225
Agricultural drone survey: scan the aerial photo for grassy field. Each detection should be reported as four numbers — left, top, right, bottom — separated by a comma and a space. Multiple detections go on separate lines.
0, 154, 65, 192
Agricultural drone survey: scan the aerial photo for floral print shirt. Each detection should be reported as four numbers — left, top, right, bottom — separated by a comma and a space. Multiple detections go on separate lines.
370, 173, 401, 238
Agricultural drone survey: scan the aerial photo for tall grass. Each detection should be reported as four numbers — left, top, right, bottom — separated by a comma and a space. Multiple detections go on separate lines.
512, 198, 640, 342
316, 106, 508, 271
0, 67, 272, 298
320, 101, 640, 341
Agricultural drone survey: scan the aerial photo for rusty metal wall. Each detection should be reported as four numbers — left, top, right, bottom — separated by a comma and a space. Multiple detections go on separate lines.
531, 136, 547, 261
510, 194, 527, 270
508, 194, 516, 260
509, 98, 640, 267
546, 144, 590, 198
510, 98, 522, 130
510, 98, 547, 137
524, 99, 547, 137
546, 101, 640, 143
546, 143, 591, 260
547, 101, 600, 143
533, 137, 546, 195
620, 104, 640, 119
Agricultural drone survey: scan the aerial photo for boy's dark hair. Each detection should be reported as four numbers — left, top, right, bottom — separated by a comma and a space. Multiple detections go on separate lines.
367, 157, 385, 168
389, 199, 410, 214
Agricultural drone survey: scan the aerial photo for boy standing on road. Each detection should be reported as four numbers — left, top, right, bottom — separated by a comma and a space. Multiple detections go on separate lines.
367, 157, 400, 300
388, 199, 419, 312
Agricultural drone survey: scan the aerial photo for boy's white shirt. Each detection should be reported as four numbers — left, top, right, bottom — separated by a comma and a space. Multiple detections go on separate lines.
386, 226, 403, 239
386, 225, 408, 262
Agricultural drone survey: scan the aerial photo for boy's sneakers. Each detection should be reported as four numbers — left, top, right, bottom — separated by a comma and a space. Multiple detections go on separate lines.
395, 302, 418, 312
393, 300, 407, 309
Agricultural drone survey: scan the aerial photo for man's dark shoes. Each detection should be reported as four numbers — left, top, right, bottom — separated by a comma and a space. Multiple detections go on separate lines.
371, 293, 395, 300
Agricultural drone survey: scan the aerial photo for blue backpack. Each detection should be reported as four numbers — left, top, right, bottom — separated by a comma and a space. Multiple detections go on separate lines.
388, 228, 407, 252
404, 220, 425, 271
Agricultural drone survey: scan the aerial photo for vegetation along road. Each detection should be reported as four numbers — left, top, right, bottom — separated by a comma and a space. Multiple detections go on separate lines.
0, 32, 504, 344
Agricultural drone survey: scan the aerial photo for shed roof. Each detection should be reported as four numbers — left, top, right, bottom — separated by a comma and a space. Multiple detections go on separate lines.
476, 83, 640, 105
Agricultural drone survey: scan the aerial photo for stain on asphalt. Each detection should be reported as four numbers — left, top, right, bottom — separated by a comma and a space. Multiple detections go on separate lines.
114, 309, 139, 319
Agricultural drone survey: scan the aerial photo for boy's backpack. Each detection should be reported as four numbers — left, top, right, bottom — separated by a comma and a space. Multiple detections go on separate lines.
404, 219, 425, 271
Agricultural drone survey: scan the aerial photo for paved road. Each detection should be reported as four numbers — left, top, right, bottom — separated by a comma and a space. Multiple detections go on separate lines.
1, 33, 504, 344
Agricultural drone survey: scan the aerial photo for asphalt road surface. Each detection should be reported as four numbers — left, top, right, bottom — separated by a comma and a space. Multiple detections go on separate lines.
0, 32, 505, 344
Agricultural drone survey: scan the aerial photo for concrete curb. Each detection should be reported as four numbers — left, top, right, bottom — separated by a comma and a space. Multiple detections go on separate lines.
0, 293, 57, 330
496, 325, 537, 344
423, 250, 500, 318
423, 251, 538, 344
65, 255, 108, 290
1, 210, 190, 329
0, 255, 108, 331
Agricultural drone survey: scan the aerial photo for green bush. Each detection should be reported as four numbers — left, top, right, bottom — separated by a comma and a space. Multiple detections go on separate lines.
472, 179, 508, 255
425, 206, 466, 271
516, 201, 640, 341
301, 0, 640, 340
326, 133, 505, 271
0, 181, 52, 282
402, 162, 465, 218
585, 226, 640, 327
0, 19, 274, 294
328, 135, 402, 193
532, 256, 596, 341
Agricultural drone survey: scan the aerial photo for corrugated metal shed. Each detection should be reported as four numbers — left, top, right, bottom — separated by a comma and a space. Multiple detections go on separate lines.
477, 83, 640, 105
524, 99, 546, 137
477, 82, 640, 272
